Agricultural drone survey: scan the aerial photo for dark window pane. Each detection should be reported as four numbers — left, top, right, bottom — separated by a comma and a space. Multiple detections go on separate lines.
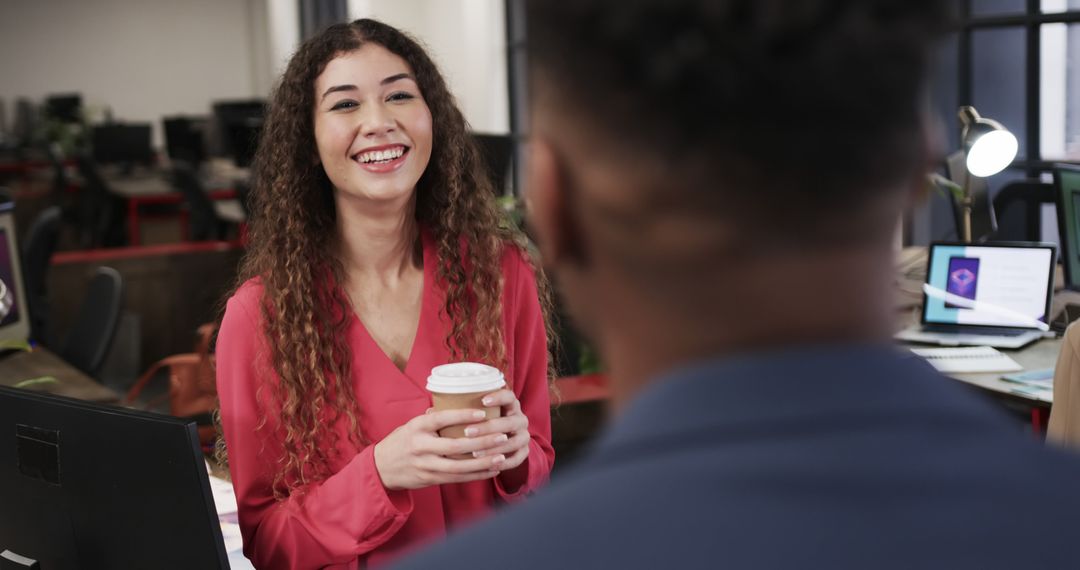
972, 0, 1026, 17
971, 27, 1027, 160
931, 33, 961, 155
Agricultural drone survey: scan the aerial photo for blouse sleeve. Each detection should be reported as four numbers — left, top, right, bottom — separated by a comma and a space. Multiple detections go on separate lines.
215, 289, 414, 569
492, 251, 556, 501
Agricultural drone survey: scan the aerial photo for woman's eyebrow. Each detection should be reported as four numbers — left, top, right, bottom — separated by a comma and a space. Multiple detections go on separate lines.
381, 73, 413, 86
321, 84, 356, 101
320, 74, 414, 101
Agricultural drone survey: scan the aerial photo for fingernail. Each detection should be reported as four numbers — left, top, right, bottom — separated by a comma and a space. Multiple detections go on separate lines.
495, 434, 508, 443
492, 454, 506, 464
464, 427, 479, 437
472, 450, 484, 458
482, 397, 494, 406
472, 410, 486, 420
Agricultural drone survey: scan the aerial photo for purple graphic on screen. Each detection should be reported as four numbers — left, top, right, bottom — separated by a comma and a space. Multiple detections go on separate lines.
945, 256, 979, 309
0, 229, 19, 327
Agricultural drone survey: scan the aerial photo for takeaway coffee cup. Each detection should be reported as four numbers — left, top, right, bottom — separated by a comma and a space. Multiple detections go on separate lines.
427, 362, 506, 440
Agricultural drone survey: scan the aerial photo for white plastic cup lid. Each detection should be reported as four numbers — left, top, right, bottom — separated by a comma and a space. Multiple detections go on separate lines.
426, 362, 506, 394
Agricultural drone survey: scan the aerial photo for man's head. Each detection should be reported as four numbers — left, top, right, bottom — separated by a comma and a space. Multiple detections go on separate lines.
524, 0, 949, 365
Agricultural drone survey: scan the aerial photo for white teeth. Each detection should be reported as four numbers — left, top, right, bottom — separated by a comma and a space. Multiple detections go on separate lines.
357, 146, 406, 164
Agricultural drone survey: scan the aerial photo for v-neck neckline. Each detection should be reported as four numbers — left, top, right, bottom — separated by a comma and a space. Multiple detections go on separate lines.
349, 228, 433, 391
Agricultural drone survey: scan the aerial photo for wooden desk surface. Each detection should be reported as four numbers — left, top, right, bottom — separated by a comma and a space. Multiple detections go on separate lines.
0, 348, 120, 403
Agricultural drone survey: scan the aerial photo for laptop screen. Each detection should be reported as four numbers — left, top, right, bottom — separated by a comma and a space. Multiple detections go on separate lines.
922, 243, 1056, 329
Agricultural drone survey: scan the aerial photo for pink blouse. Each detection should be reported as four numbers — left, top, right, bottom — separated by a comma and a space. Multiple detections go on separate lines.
216, 232, 554, 569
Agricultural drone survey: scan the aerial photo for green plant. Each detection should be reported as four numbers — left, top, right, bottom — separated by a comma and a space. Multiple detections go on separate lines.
927, 173, 963, 202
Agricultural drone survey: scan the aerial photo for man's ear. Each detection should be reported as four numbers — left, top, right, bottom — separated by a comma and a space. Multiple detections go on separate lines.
526, 137, 587, 269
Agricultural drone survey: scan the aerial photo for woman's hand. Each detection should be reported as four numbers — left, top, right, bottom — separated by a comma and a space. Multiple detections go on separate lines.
373, 409, 511, 490
461, 389, 530, 472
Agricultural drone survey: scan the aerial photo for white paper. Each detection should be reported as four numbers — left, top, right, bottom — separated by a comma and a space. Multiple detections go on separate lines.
910, 346, 1023, 373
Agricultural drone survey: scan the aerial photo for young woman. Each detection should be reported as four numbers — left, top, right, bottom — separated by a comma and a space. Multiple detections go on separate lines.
215, 19, 555, 569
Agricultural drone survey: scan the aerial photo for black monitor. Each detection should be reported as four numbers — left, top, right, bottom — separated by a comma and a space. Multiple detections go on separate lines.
163, 116, 208, 165
91, 123, 154, 166
472, 133, 514, 195
0, 386, 228, 569
43, 95, 81, 124
1055, 163, 1080, 290
212, 100, 265, 168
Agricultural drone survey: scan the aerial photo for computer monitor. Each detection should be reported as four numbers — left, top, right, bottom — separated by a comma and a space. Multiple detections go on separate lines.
1054, 163, 1080, 289
43, 94, 81, 124
163, 116, 209, 165
0, 200, 30, 343
0, 386, 229, 569
91, 123, 154, 167
212, 100, 265, 168
472, 133, 514, 195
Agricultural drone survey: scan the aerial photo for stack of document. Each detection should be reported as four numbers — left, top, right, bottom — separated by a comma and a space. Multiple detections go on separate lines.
909, 346, 1022, 374
1000, 368, 1055, 400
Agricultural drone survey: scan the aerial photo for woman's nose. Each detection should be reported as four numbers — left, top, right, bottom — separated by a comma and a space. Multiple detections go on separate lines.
359, 103, 395, 138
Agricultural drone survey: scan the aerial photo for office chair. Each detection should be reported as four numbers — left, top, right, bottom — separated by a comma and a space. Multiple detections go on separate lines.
21, 206, 62, 346
989, 180, 1056, 242
171, 163, 244, 240
58, 266, 124, 379
73, 155, 125, 247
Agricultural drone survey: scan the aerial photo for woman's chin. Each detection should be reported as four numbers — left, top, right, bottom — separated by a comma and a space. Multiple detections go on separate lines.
334, 184, 417, 208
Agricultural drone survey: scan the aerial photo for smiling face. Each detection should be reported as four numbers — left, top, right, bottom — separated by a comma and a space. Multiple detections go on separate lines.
313, 43, 434, 207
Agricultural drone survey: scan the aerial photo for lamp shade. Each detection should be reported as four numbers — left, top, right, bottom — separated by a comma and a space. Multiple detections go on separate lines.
959, 106, 1017, 178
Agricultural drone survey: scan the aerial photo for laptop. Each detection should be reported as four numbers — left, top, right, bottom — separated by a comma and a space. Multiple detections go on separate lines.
895, 241, 1057, 349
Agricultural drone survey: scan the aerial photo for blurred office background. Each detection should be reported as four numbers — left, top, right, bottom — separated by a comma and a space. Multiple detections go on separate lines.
0, 0, 1076, 435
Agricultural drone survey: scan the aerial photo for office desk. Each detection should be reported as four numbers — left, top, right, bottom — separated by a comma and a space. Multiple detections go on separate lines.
894, 246, 1078, 430
0, 347, 120, 403
106, 174, 243, 245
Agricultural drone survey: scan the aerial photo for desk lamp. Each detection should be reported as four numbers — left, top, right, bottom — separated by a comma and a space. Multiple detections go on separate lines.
957, 105, 1017, 241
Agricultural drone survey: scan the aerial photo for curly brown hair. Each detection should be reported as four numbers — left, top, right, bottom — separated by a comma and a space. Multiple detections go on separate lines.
228, 19, 556, 498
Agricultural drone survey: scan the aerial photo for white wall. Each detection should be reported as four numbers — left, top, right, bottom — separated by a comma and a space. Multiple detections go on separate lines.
348, 0, 510, 134
0, 0, 509, 148
0, 0, 264, 147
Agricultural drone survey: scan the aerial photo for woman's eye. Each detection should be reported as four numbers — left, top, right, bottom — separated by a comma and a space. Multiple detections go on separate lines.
331, 100, 358, 111
388, 92, 415, 102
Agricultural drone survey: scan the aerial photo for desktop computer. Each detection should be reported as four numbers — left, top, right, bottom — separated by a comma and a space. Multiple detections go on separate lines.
0, 386, 229, 569
212, 100, 265, 168
472, 133, 514, 195
43, 95, 81, 125
91, 123, 154, 168
163, 116, 209, 166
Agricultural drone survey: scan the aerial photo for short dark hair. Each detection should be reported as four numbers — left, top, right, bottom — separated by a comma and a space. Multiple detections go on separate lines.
526, 0, 952, 245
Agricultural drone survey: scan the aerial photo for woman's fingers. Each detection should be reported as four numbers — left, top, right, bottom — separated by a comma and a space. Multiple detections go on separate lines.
471, 429, 529, 458
424, 431, 510, 456
461, 414, 528, 438
479, 389, 516, 408
495, 440, 530, 471
420, 452, 507, 474
418, 408, 488, 432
